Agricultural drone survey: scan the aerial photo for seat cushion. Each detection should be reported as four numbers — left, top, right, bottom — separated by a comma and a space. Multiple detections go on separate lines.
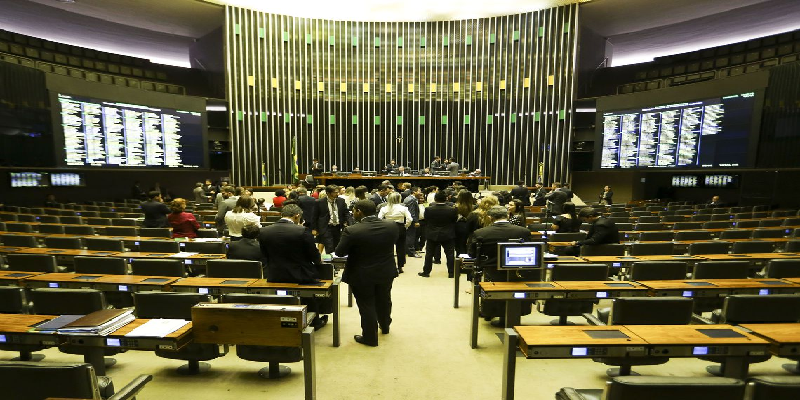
236, 345, 302, 363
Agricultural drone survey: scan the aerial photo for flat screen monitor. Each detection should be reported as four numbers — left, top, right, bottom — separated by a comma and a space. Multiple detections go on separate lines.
704, 174, 738, 188
56, 93, 204, 168
50, 172, 85, 187
598, 91, 759, 169
9, 172, 46, 188
497, 242, 544, 270
671, 175, 699, 188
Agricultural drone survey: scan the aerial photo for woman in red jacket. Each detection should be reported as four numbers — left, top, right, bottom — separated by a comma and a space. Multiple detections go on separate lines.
168, 198, 200, 238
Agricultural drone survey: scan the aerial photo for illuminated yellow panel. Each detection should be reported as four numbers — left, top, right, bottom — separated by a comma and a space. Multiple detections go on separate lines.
340, 82, 347, 92
499, 80, 506, 90
317, 81, 325, 92
453, 82, 460, 92
475, 82, 483, 92
385, 83, 392, 93
248, 76, 256, 86
523, 77, 531, 88
430, 83, 437, 92
271, 77, 278, 88
363, 83, 370, 93
548, 75, 555, 85
408, 83, 414, 93
294, 80, 302, 90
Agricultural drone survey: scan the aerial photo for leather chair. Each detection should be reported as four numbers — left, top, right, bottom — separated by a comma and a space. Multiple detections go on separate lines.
674, 230, 713, 241
1, 234, 39, 248
688, 241, 731, 255
74, 257, 128, 275
16, 215, 36, 222
746, 376, 800, 399
765, 259, 800, 278
629, 261, 688, 281
609, 217, 631, 224
0, 221, 5, 231
735, 212, 753, 219
610, 212, 630, 218
711, 214, 734, 221
691, 215, 712, 222
0, 287, 43, 361
197, 229, 220, 238
703, 221, 733, 229
183, 241, 227, 254
133, 291, 228, 374
138, 228, 172, 238
110, 218, 137, 226
85, 238, 126, 252
783, 217, 800, 226
637, 231, 674, 241
103, 226, 138, 236
138, 240, 180, 253
555, 376, 745, 400
759, 219, 784, 227
45, 237, 84, 249
752, 229, 786, 239
130, 258, 186, 277
206, 259, 262, 279
630, 242, 674, 256
731, 241, 777, 254
672, 222, 703, 230
6, 254, 58, 272
60, 216, 84, 224
541, 264, 609, 325
637, 216, 660, 223
720, 230, 754, 240
221, 294, 305, 378
0, 213, 18, 221
37, 224, 66, 234
692, 261, 750, 279
86, 218, 112, 226
631, 211, 650, 217
5, 222, 34, 232
735, 220, 760, 228
65, 225, 96, 235
584, 297, 694, 376
0, 361, 152, 400
634, 223, 665, 231
712, 208, 731, 214
78, 211, 100, 217
661, 215, 687, 223
580, 244, 625, 257
549, 232, 586, 242
36, 215, 60, 223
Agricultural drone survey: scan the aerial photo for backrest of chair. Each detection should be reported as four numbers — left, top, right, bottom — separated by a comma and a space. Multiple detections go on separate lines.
637, 216, 660, 223
84, 238, 125, 252
44, 237, 83, 249
139, 228, 172, 238
630, 242, 674, 256
759, 219, 784, 227
609, 297, 694, 325
673, 222, 703, 230
183, 241, 227, 254
5, 223, 34, 233
7, 254, 57, 272
30, 288, 106, 315
196, 229, 219, 238
721, 295, 800, 323
731, 241, 776, 254
37, 224, 66, 234
37, 215, 60, 224
16, 215, 36, 222
634, 223, 665, 231
580, 244, 625, 257
615, 223, 633, 231
765, 259, 800, 278
85, 218, 111, 226
746, 376, 800, 400
130, 258, 185, 277
0, 213, 18, 221
703, 221, 733, 229
0, 287, 27, 313
551, 263, 609, 281
206, 259, 262, 279
719, 230, 753, 240
1, 234, 39, 248
688, 241, 731, 255
138, 240, 180, 253
692, 261, 750, 279
111, 218, 137, 226
752, 229, 786, 239
0, 361, 102, 400
133, 291, 211, 319
74, 256, 128, 275
637, 231, 674, 242
735, 220, 760, 229
783, 217, 800, 226
661, 215, 687, 223
549, 232, 586, 242
104, 226, 138, 236
64, 225, 95, 235
630, 261, 688, 281
605, 376, 745, 400
59, 216, 83, 225
674, 231, 713, 241
691, 214, 712, 222
221, 293, 299, 305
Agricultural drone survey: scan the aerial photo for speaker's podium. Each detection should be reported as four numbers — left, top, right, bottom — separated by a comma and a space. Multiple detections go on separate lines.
191, 303, 316, 399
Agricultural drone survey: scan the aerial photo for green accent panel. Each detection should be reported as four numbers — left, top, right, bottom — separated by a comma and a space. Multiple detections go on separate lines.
564, 22, 570, 33
234, 24, 240, 35
284, 114, 290, 123
329, 115, 336, 124
513, 30, 520, 40
374, 37, 380, 47
328, 35, 335, 46
396, 115, 403, 125
441, 115, 448, 125
489, 33, 496, 44
306, 115, 313, 124
534, 112, 541, 122
510, 113, 517, 123
442, 36, 449, 46
465, 35, 472, 45
538, 27, 544, 37
236, 111, 243, 120
397, 36, 403, 47
258, 28, 265, 38
305, 33, 312, 44
282, 31, 289, 41
420, 37, 426, 47
352, 36, 358, 46
374, 116, 381, 125
464, 115, 470, 124
352, 115, 358, 125
486, 115, 493, 125
559, 109, 566, 120
260, 112, 266, 122
419, 116, 425, 125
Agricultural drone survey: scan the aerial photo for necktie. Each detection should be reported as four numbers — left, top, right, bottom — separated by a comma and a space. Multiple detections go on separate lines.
330, 201, 338, 225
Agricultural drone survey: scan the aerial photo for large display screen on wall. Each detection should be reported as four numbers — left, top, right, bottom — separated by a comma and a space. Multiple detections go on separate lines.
56, 94, 204, 168
598, 92, 759, 169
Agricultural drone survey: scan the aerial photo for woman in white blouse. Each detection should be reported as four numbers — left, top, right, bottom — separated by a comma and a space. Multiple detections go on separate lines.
378, 192, 412, 273
224, 195, 261, 240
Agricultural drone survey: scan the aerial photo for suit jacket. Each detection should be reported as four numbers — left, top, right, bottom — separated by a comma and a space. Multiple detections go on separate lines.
227, 238, 266, 265
141, 200, 170, 228
430, 160, 441, 170
600, 190, 613, 205
577, 217, 620, 246
510, 186, 531, 206
371, 192, 387, 207
297, 195, 317, 227
310, 162, 323, 176
384, 164, 397, 174
559, 187, 574, 200
403, 195, 419, 222
447, 162, 460, 176
424, 202, 458, 241
467, 222, 532, 281
313, 197, 349, 233
545, 190, 568, 214
258, 219, 321, 283
335, 215, 399, 286
214, 196, 238, 229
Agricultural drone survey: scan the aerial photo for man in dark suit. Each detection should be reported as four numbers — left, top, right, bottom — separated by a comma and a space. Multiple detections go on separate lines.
214, 186, 239, 234
510, 181, 531, 206
227, 223, 265, 264
559, 183, 574, 200
295, 187, 317, 229
467, 205, 534, 325
421, 191, 458, 277
371, 184, 390, 207
446, 158, 460, 176
566, 207, 620, 256
141, 191, 170, 228
545, 182, 568, 215
532, 183, 547, 206
599, 185, 614, 205
313, 185, 349, 254
403, 186, 421, 257
335, 200, 399, 347
384, 159, 398, 174
259, 204, 328, 329
310, 158, 323, 176
430, 156, 442, 171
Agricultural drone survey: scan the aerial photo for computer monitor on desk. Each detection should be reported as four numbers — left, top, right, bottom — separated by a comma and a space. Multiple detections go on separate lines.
497, 242, 544, 271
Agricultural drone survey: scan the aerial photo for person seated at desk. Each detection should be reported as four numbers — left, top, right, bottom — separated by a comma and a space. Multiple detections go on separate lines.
709, 195, 723, 207
511, 181, 530, 207
258, 204, 328, 330
397, 166, 410, 176
44, 194, 60, 208
565, 207, 620, 256
552, 202, 581, 233
331, 165, 339, 174
421, 167, 433, 176
225, 195, 261, 240
468, 169, 482, 177
507, 199, 526, 227
467, 205, 535, 326
227, 223, 264, 264
141, 190, 170, 228
384, 159, 398, 174
168, 198, 200, 238
273, 189, 287, 208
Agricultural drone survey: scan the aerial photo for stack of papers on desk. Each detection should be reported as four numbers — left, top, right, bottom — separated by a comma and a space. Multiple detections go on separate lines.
125, 319, 190, 338
33, 315, 84, 333
169, 252, 200, 258
57, 309, 135, 336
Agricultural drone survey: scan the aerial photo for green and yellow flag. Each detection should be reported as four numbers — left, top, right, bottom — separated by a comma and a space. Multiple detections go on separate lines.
291, 135, 299, 182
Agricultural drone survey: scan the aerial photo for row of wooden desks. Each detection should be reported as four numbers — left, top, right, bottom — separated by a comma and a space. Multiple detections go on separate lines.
502, 323, 800, 399
0, 246, 225, 264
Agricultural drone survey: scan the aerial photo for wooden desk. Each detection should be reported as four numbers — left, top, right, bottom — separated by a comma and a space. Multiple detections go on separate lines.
699, 253, 800, 263
0, 270, 44, 286
303, 175, 491, 191
0, 246, 27, 254
24, 272, 109, 290
638, 279, 800, 297
740, 323, 800, 362
13, 248, 120, 258
582, 255, 704, 269
556, 281, 648, 299
0, 314, 62, 353
116, 251, 225, 266
91, 275, 180, 293
169, 277, 256, 295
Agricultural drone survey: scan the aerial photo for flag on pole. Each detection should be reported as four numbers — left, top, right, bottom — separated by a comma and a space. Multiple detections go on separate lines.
291, 135, 299, 182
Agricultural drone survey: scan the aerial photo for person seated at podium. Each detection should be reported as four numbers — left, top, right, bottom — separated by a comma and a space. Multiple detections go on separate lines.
468, 168, 482, 177
331, 165, 339, 173
168, 198, 200, 238
258, 204, 328, 330
397, 166, 410, 176
384, 159, 398, 174
421, 167, 433, 176
467, 206, 534, 326
227, 223, 265, 264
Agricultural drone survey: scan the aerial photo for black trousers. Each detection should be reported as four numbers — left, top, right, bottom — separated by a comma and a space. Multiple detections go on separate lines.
423, 239, 455, 274
394, 223, 406, 270
405, 225, 416, 256
351, 280, 393, 344
319, 224, 343, 254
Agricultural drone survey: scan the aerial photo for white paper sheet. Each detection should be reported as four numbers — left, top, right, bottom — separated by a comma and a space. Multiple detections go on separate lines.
125, 319, 190, 338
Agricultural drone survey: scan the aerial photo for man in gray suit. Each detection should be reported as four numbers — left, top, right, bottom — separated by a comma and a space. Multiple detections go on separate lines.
446, 158, 460, 176
214, 186, 239, 234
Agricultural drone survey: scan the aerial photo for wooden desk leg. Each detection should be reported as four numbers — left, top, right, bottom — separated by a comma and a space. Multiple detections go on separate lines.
470, 281, 481, 349
502, 328, 518, 400
504, 300, 522, 329
85, 348, 106, 376
332, 281, 340, 347
454, 258, 462, 308
302, 326, 316, 400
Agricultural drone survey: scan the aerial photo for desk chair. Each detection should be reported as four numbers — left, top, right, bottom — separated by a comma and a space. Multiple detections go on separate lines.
556, 376, 745, 400
85, 238, 126, 252
691, 215, 712, 222
110, 218, 137, 227
130, 258, 185, 277
609, 217, 631, 224
634, 223, 665, 231
60, 216, 84, 225
637, 231, 674, 242
731, 241, 777, 254
65, 225, 96, 235
688, 241, 731, 255
78, 211, 100, 218
36, 215, 60, 223
674, 209, 695, 216
133, 291, 227, 375
104, 226, 138, 236
206, 259, 262, 279
0, 361, 152, 400
783, 240, 800, 252
30, 288, 122, 369
74, 257, 128, 275
631, 211, 651, 217
692, 261, 750, 279
615, 223, 633, 231
735, 212, 753, 219
138, 228, 171, 238
735, 220, 760, 228
540, 264, 609, 325
5, 223, 34, 233
0, 287, 42, 361
720, 230, 753, 240
549, 232, 586, 242
16, 215, 36, 222
673, 222, 703, 230
221, 294, 305, 378
711, 214, 734, 222
760, 219, 784, 227
703, 221, 733, 229
6, 254, 58, 272
1, 234, 39, 248
629, 261, 688, 281
630, 242, 674, 256
138, 240, 180, 253
661, 215, 688, 223
0, 213, 18, 221
86, 218, 112, 226
701, 295, 800, 377
580, 244, 625, 257
99, 212, 120, 219
637, 216, 660, 223
183, 241, 226, 254
584, 297, 694, 376
752, 229, 786, 239
196, 229, 219, 238
0, 221, 4, 231
783, 217, 800, 226
764, 259, 800, 278
45, 236, 84, 249
674, 231, 713, 241
527, 223, 549, 232
747, 376, 800, 400
610, 212, 630, 218
38, 224, 66, 234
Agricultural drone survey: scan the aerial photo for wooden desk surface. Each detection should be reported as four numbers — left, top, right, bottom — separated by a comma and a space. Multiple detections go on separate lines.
581, 255, 703, 263
785, 278, 800, 284
637, 279, 798, 290
248, 279, 334, 290
14, 248, 121, 257
624, 325, 768, 346
699, 253, 800, 261
0, 314, 56, 332
700, 279, 798, 288
24, 272, 105, 283
93, 275, 180, 285
740, 323, 800, 344
514, 325, 647, 347
0, 270, 44, 280
480, 281, 563, 292
116, 252, 226, 259
171, 277, 258, 288
555, 281, 647, 291
109, 318, 192, 340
